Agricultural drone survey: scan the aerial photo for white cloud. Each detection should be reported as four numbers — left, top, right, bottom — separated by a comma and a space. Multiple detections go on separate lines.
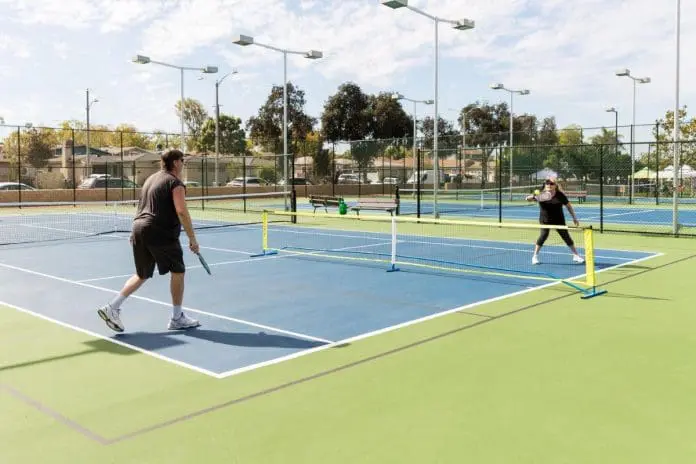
0, 33, 31, 58
53, 41, 69, 60
0, 0, 693, 133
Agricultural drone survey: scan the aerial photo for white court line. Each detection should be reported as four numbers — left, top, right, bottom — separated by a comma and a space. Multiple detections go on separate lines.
0, 299, 222, 378
216, 251, 665, 378
584, 209, 658, 221
76, 241, 390, 283
76, 253, 284, 283
0, 261, 333, 345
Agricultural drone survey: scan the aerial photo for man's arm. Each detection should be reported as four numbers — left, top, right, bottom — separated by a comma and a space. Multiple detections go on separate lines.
172, 185, 199, 253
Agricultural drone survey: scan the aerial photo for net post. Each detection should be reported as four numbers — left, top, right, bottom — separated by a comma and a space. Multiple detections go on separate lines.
387, 215, 400, 272
395, 185, 400, 216
291, 188, 297, 224
250, 210, 277, 257
580, 225, 607, 299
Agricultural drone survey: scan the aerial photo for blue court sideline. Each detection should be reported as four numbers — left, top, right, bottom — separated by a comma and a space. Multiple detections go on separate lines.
0, 223, 657, 378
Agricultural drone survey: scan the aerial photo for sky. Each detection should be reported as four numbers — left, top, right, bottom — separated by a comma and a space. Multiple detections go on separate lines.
0, 0, 693, 144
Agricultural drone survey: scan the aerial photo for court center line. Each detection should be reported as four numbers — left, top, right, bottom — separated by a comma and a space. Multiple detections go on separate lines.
0, 261, 333, 345
1, 382, 110, 444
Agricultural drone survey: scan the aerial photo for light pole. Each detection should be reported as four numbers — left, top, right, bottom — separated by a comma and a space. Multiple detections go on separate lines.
392, 92, 434, 184
232, 35, 322, 209
673, 0, 681, 234
382, 0, 475, 218
202, 69, 239, 186
490, 83, 530, 199
615, 68, 650, 204
85, 88, 98, 175
605, 107, 619, 233
132, 55, 218, 154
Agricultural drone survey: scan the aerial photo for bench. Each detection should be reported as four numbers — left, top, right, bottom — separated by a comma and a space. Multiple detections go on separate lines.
350, 197, 399, 217
565, 190, 588, 203
309, 194, 343, 213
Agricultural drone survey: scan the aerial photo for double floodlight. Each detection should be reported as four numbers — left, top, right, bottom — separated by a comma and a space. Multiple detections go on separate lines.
615, 68, 651, 84
392, 92, 434, 104
132, 54, 218, 73
490, 83, 530, 95
232, 34, 323, 60
381, 0, 475, 30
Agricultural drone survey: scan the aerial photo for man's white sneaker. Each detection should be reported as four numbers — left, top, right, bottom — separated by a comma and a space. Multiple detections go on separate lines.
97, 304, 124, 332
573, 255, 585, 264
168, 312, 201, 330
532, 255, 540, 265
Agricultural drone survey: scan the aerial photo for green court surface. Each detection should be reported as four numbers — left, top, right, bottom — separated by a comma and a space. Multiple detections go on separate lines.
2, 228, 696, 463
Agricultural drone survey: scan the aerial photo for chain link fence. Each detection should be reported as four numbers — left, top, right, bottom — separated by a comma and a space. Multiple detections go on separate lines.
0, 123, 693, 236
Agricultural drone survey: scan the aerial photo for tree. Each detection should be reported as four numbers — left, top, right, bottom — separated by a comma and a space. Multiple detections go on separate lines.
653, 106, 696, 167
590, 128, 630, 182
108, 124, 151, 148
459, 102, 512, 148
420, 116, 460, 153
370, 92, 413, 140
175, 98, 209, 151
320, 82, 372, 142
1, 127, 55, 184
246, 82, 316, 153
198, 115, 246, 155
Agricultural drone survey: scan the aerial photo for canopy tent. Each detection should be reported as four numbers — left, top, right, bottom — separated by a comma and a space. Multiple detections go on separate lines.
660, 164, 696, 178
632, 167, 659, 179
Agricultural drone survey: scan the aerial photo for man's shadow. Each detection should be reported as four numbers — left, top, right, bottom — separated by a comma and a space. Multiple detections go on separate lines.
115, 329, 327, 351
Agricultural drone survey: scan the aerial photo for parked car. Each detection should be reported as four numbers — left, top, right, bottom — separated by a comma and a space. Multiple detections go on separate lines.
77, 177, 138, 189
0, 182, 36, 190
277, 178, 312, 185
337, 173, 360, 184
226, 177, 265, 187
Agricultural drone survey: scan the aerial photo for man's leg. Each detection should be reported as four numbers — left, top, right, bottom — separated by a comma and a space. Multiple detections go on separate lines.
153, 241, 200, 330
170, 271, 184, 319
98, 229, 153, 333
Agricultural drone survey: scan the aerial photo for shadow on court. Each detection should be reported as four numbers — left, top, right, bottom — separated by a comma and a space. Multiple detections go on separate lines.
0, 339, 138, 373
115, 329, 328, 350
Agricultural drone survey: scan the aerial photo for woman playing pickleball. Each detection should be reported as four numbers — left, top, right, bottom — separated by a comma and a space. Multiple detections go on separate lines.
525, 177, 584, 265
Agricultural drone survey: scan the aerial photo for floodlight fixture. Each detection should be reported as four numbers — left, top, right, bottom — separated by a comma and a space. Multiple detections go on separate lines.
454, 19, 475, 30
232, 34, 254, 46
132, 54, 150, 64
615, 68, 630, 77
382, 0, 408, 9
490, 83, 504, 90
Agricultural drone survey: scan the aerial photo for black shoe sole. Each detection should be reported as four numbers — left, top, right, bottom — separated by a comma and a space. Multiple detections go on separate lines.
97, 309, 124, 333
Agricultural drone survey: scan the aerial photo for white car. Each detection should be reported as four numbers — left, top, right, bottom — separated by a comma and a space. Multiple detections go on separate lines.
226, 177, 265, 187
0, 182, 37, 190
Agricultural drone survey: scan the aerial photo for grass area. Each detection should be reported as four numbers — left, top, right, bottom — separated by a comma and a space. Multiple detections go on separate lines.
1, 217, 696, 463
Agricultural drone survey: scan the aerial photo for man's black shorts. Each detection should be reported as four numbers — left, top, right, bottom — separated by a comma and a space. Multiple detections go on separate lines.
131, 222, 185, 279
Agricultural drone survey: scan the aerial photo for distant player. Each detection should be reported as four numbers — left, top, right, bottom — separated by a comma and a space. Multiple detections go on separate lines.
97, 149, 201, 332
525, 177, 584, 265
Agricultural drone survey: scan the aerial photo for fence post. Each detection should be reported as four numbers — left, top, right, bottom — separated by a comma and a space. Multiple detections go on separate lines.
16, 126, 21, 207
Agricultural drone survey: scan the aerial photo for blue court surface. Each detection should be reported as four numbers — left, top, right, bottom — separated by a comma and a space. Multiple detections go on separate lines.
0, 221, 658, 379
